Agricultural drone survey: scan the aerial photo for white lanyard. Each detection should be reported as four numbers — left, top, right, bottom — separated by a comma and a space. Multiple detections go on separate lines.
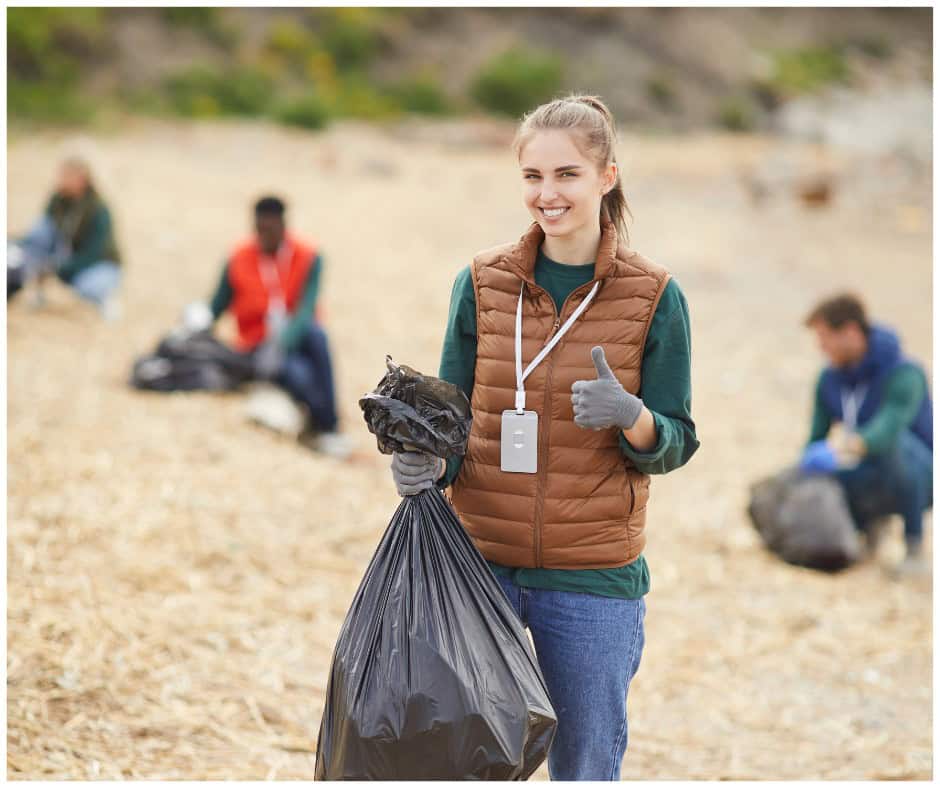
258, 242, 292, 312
514, 280, 600, 413
840, 384, 868, 430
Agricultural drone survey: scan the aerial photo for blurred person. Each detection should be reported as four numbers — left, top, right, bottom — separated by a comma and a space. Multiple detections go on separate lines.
390, 95, 699, 779
203, 196, 352, 459
802, 293, 933, 577
7, 156, 122, 318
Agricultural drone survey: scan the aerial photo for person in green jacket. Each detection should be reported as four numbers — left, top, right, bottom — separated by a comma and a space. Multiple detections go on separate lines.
801, 293, 932, 577
389, 94, 699, 780
7, 156, 122, 319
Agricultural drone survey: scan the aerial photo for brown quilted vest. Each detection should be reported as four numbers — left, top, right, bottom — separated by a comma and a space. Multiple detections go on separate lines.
449, 220, 671, 569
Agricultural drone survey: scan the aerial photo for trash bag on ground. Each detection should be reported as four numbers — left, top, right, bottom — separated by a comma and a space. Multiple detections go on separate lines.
747, 467, 862, 571
315, 358, 556, 780
359, 355, 471, 459
130, 329, 255, 392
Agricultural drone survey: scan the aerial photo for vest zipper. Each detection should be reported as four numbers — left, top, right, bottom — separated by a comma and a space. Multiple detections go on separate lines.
531, 279, 599, 568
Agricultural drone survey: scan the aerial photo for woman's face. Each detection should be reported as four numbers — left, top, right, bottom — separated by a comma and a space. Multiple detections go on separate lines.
519, 129, 616, 239
56, 164, 89, 199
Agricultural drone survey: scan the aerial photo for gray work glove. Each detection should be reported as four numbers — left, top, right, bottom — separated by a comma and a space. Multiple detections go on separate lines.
253, 339, 285, 381
391, 450, 445, 496
571, 346, 644, 430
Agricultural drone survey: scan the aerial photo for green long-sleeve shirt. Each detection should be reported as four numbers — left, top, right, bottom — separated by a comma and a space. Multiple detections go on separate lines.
438, 248, 699, 599
808, 364, 929, 455
46, 191, 122, 283
209, 253, 323, 352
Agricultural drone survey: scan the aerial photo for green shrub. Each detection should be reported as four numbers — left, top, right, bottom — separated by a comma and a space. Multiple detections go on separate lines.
8, 82, 96, 125
388, 74, 452, 115
331, 74, 400, 120
164, 65, 275, 117
766, 46, 849, 97
716, 96, 756, 132
161, 7, 238, 48
8, 7, 105, 80
8, 8, 105, 123
273, 95, 331, 130
470, 48, 564, 117
315, 8, 382, 69
161, 7, 216, 28
265, 19, 319, 72
646, 72, 678, 110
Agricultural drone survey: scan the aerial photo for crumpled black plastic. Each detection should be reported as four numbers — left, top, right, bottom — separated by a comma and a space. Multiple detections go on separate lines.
314, 488, 557, 780
130, 329, 255, 392
358, 356, 471, 459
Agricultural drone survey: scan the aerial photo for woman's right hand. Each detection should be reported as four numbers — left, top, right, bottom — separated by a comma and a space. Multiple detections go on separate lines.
391, 451, 445, 496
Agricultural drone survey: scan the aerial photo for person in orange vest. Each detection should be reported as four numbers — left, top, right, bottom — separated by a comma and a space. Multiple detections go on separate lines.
207, 196, 352, 459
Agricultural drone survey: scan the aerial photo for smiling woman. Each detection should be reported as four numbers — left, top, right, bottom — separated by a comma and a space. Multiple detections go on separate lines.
387, 93, 700, 780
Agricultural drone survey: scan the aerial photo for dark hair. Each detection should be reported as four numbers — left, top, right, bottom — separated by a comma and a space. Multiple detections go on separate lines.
804, 293, 871, 335
512, 93, 632, 243
254, 196, 286, 218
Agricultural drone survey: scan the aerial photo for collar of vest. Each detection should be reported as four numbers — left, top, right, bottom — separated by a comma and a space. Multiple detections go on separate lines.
503, 218, 621, 284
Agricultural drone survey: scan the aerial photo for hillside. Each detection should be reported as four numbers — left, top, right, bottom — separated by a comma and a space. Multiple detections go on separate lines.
8, 7, 932, 133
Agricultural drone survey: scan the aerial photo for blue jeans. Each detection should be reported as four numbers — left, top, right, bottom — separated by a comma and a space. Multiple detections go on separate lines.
70, 262, 121, 305
11, 214, 120, 306
494, 574, 646, 781
276, 323, 339, 432
833, 430, 933, 545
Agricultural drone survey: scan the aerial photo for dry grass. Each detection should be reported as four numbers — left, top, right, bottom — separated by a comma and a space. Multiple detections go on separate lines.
7, 118, 931, 779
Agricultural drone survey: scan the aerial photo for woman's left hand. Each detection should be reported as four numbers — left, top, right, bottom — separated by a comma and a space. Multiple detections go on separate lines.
571, 346, 644, 430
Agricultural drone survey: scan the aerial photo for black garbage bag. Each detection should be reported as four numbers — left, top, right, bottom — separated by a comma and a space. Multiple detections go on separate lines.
359, 356, 471, 459
748, 467, 862, 571
315, 489, 557, 780
315, 358, 556, 780
7, 263, 24, 300
130, 329, 255, 392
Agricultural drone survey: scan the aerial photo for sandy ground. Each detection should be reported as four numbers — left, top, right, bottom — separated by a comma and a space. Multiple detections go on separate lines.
6, 118, 932, 779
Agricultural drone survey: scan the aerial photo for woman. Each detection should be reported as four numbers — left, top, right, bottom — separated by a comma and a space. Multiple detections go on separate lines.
8, 156, 122, 318
391, 94, 699, 780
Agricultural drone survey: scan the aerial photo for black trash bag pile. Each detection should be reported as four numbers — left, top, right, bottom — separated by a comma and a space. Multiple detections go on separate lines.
747, 468, 862, 571
130, 329, 255, 392
315, 359, 556, 780
7, 261, 24, 300
359, 356, 471, 459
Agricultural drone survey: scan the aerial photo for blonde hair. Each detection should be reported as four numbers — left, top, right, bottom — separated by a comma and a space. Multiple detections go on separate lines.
512, 94, 631, 242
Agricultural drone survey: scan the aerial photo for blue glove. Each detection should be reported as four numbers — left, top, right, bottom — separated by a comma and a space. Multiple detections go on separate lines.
800, 440, 839, 474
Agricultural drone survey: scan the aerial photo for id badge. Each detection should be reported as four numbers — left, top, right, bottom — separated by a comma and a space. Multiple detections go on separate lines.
501, 409, 538, 473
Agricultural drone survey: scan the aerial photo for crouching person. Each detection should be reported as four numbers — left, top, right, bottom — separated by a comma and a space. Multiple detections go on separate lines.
8, 156, 122, 318
802, 293, 933, 577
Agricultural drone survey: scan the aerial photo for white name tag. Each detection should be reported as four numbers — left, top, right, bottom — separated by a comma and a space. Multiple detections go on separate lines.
501, 409, 538, 473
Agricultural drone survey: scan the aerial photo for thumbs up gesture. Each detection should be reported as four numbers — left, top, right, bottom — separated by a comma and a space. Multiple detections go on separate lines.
571, 346, 644, 430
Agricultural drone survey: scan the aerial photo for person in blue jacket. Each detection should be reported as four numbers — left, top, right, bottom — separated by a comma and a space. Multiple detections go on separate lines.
802, 293, 932, 576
